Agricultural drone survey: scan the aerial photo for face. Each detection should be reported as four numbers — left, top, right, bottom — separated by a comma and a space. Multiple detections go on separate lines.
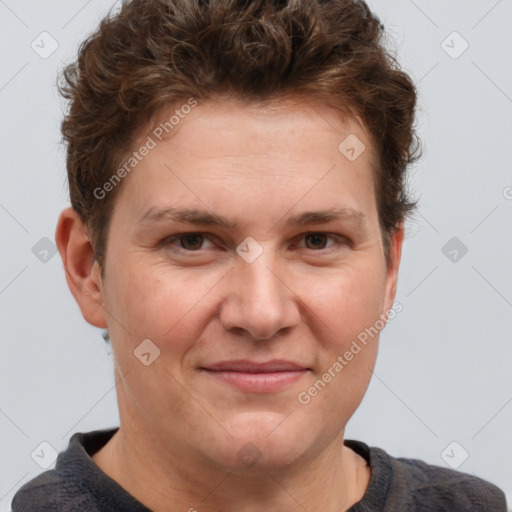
84, 97, 402, 470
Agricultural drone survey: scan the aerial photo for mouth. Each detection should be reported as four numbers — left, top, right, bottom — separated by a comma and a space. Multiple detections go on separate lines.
199, 359, 311, 393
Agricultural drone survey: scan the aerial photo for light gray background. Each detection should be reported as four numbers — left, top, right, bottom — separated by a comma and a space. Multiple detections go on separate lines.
1, 0, 511, 509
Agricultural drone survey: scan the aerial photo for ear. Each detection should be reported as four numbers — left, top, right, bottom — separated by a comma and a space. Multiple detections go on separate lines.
55, 207, 108, 329
383, 221, 404, 314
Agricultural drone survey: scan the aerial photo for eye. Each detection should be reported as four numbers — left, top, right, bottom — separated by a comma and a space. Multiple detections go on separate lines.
165, 233, 215, 251
303, 233, 332, 250
298, 232, 346, 251
162, 231, 348, 254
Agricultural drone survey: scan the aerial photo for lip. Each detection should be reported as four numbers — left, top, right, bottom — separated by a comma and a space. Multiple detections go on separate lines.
202, 359, 309, 373
200, 359, 310, 393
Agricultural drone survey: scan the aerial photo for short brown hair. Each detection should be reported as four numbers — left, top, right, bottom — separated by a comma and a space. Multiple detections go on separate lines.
59, 0, 421, 275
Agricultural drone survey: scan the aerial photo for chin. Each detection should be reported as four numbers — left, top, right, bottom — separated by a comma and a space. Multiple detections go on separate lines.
207, 411, 312, 470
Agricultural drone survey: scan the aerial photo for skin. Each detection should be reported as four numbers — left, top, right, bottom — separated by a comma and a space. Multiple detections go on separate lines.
56, 96, 404, 512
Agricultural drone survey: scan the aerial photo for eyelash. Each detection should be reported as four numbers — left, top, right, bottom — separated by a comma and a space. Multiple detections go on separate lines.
162, 232, 349, 254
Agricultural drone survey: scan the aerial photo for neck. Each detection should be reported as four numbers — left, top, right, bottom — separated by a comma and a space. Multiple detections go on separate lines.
92, 421, 370, 512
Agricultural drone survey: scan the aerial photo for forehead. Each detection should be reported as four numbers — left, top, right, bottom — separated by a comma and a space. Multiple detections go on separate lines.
112, 97, 379, 231
146, 95, 372, 158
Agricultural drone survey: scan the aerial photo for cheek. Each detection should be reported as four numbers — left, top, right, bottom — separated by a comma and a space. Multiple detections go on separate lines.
304, 262, 386, 350
310, 263, 386, 404
105, 262, 219, 357
103, 268, 208, 408
297, 270, 384, 431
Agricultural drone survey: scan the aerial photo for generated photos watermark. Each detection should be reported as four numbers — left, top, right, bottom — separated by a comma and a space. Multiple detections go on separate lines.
297, 301, 403, 405
94, 97, 198, 200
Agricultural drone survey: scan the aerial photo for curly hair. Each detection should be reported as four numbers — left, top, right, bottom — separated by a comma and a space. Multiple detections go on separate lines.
58, 0, 421, 275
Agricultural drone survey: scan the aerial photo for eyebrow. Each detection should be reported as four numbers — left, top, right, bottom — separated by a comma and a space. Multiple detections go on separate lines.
135, 206, 367, 231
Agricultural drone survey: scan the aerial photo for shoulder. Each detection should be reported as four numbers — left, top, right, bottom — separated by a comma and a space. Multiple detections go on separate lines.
11, 429, 117, 512
11, 468, 98, 512
345, 440, 508, 511
390, 452, 506, 509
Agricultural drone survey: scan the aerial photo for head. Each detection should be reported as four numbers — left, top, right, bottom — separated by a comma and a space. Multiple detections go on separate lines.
56, 0, 420, 470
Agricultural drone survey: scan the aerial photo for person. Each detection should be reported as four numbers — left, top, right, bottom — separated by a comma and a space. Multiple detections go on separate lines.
11, 0, 508, 510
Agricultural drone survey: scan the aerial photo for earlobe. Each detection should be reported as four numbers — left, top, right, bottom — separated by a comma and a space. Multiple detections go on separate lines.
55, 207, 108, 329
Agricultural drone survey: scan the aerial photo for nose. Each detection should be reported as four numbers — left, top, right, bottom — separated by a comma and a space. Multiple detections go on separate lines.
219, 248, 301, 341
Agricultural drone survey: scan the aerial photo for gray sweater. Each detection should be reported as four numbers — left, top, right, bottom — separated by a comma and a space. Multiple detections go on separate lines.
11, 428, 507, 511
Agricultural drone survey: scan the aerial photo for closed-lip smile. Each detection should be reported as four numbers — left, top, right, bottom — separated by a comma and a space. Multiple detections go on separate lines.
202, 359, 310, 372
200, 359, 310, 393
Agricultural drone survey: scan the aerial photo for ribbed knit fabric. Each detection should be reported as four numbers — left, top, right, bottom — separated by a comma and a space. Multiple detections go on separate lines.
11, 428, 507, 511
